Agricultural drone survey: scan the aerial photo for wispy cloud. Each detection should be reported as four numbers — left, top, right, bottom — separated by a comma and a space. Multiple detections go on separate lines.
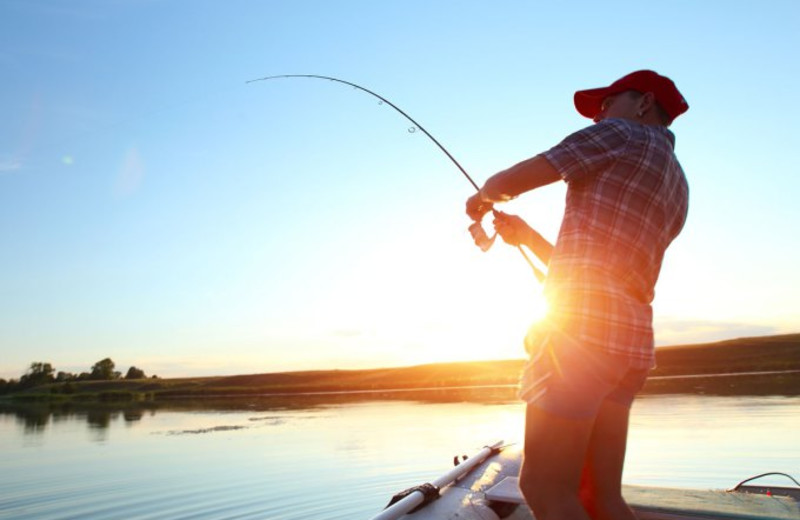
113, 146, 145, 197
0, 158, 23, 173
1, 92, 42, 175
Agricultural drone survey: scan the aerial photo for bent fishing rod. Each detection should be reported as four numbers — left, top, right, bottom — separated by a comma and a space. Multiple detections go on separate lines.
246, 74, 546, 282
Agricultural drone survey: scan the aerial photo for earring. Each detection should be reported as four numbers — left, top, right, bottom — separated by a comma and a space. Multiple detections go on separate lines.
637, 111, 644, 117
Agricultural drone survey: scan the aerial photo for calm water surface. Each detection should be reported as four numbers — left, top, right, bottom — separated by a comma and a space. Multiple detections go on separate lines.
1, 392, 799, 519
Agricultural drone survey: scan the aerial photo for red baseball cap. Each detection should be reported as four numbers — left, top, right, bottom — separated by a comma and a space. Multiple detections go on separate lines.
573, 70, 689, 123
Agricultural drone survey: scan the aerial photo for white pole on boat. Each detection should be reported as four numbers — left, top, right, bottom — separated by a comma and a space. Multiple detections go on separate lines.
368, 440, 505, 520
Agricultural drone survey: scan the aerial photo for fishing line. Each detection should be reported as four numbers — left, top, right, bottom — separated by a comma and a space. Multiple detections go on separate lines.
247, 74, 545, 282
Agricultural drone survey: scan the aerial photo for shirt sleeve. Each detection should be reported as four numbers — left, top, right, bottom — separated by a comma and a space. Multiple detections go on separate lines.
542, 119, 633, 183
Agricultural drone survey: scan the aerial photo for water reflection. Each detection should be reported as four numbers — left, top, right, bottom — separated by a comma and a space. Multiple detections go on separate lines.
16, 407, 50, 434
124, 408, 144, 422
1, 373, 797, 438
86, 409, 117, 429
0, 387, 519, 436
2, 401, 151, 435
0, 391, 798, 519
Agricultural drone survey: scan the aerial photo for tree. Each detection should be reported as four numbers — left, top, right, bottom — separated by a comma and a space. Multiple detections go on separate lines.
0, 378, 19, 394
56, 371, 76, 382
20, 362, 56, 388
125, 366, 146, 379
90, 358, 121, 380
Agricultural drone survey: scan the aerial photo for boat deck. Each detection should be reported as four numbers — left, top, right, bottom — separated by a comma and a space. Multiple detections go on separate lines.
486, 477, 800, 520
395, 446, 800, 520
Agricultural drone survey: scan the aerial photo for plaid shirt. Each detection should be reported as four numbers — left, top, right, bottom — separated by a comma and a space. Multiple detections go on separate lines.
540, 118, 689, 368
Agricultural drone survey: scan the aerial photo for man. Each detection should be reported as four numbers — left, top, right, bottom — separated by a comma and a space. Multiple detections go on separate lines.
466, 70, 689, 520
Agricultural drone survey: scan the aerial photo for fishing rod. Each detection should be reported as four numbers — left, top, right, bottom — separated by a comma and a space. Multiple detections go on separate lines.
246, 74, 546, 282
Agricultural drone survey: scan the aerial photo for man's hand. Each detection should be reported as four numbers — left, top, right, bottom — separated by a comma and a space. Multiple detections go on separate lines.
466, 192, 493, 222
492, 211, 532, 247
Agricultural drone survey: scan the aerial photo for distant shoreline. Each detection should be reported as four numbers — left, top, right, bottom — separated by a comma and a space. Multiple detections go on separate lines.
162, 369, 800, 399
3, 333, 799, 402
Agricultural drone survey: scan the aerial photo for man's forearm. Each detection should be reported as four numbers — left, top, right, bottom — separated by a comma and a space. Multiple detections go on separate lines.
479, 155, 562, 203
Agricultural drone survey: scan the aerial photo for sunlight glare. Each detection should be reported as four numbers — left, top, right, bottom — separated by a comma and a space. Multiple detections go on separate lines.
308, 231, 550, 367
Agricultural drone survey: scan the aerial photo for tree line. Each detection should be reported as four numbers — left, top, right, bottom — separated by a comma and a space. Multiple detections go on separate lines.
0, 358, 155, 395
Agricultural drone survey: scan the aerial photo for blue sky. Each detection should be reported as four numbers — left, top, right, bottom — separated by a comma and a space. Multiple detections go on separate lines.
1, 0, 798, 379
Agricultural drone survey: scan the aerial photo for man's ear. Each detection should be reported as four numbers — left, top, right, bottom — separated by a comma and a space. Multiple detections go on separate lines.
639, 92, 657, 113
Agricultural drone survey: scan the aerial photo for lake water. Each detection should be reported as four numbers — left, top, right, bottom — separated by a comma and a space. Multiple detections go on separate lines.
1, 391, 799, 519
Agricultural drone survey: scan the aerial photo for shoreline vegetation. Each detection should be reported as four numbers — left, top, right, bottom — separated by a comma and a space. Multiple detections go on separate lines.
3, 333, 799, 403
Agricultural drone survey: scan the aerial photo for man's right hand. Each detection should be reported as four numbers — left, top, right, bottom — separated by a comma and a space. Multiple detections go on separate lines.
492, 211, 532, 247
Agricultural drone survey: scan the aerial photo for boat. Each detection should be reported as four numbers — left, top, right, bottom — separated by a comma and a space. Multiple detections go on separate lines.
368, 441, 800, 520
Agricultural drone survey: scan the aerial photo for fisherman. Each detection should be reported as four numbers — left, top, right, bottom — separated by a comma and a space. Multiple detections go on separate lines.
466, 70, 689, 520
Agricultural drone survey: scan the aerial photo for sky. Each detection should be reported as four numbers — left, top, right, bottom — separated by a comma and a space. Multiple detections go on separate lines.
1, 0, 798, 380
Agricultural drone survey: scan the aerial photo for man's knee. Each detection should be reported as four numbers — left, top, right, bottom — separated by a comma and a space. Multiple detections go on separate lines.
519, 460, 549, 514
521, 460, 592, 520
519, 457, 577, 513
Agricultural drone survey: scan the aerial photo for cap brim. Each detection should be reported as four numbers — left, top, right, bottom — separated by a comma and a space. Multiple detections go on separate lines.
573, 86, 616, 119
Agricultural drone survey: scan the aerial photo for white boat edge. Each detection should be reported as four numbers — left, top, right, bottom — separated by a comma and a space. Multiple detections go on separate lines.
370, 443, 800, 520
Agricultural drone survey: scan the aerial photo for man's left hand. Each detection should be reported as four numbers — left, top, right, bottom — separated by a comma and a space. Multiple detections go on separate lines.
466, 192, 493, 221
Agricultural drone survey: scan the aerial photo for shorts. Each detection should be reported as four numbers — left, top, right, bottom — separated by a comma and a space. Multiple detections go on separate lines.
518, 328, 649, 419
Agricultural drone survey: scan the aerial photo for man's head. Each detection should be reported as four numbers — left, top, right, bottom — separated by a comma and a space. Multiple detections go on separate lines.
573, 70, 688, 126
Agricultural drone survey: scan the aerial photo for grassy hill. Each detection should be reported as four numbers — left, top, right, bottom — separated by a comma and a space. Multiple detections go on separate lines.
6, 333, 800, 401
650, 334, 800, 375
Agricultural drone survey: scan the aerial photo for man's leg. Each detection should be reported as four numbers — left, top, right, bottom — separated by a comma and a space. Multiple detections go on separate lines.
519, 404, 595, 520
579, 398, 638, 520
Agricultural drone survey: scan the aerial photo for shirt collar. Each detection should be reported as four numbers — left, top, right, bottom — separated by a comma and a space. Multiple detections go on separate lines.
654, 125, 676, 149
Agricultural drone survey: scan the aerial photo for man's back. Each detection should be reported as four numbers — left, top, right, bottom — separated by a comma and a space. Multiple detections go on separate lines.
542, 118, 689, 367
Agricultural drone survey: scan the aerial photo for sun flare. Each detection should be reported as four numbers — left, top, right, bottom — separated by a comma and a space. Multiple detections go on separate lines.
312, 235, 551, 367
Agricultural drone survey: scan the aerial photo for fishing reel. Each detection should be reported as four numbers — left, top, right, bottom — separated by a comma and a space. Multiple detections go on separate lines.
468, 211, 547, 283
468, 207, 504, 252
468, 219, 497, 252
